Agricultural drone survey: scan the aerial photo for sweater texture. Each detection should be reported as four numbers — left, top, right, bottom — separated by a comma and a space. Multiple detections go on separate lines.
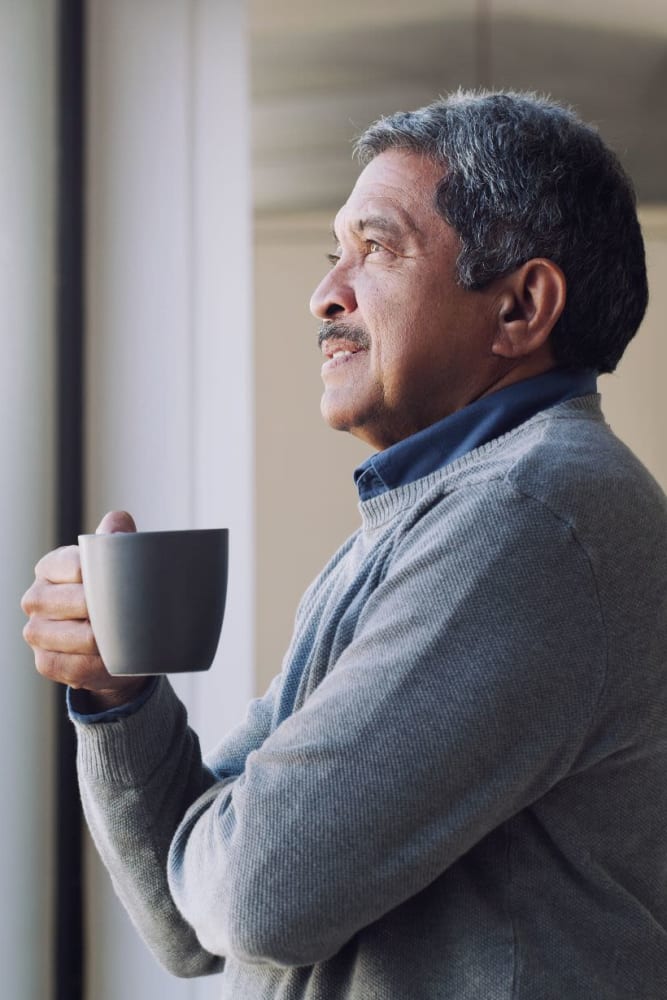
73, 397, 667, 999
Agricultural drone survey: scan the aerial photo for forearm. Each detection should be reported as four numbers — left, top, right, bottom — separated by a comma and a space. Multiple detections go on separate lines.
166, 490, 606, 968
73, 676, 224, 977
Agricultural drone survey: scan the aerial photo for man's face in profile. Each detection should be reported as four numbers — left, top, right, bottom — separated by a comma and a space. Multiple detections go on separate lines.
310, 149, 504, 451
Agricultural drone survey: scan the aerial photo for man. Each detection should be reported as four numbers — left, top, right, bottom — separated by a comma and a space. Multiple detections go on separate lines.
22, 91, 667, 998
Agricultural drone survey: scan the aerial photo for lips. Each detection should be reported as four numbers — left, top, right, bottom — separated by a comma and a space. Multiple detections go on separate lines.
320, 338, 365, 360
320, 336, 368, 378
318, 323, 370, 375
318, 322, 370, 354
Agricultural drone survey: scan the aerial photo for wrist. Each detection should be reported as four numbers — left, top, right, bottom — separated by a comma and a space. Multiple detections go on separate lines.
74, 678, 150, 714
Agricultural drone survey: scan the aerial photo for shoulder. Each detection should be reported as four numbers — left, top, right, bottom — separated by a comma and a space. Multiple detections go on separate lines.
499, 398, 667, 558
390, 397, 666, 590
505, 397, 664, 504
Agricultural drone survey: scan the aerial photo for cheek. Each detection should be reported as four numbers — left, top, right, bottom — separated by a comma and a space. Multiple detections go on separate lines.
372, 328, 431, 405
368, 317, 407, 386
362, 276, 449, 382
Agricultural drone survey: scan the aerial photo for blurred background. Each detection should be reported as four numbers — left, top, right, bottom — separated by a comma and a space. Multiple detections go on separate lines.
2, 0, 665, 997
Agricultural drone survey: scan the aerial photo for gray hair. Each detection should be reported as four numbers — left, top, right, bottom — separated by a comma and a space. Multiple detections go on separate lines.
354, 91, 648, 373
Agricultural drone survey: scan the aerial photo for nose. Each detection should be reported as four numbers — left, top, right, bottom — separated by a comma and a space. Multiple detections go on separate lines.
309, 263, 357, 320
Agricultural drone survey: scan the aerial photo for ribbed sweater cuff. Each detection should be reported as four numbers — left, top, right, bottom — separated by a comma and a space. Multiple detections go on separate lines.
71, 675, 184, 784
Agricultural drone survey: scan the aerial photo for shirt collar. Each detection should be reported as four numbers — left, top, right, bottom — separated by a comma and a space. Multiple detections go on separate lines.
354, 367, 598, 501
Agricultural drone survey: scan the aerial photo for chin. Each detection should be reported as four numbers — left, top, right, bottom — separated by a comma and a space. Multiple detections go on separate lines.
320, 392, 387, 448
320, 392, 354, 432
321, 407, 354, 435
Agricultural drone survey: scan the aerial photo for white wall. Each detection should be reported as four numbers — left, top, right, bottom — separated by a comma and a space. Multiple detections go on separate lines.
84, 1, 253, 997
0, 1, 56, 997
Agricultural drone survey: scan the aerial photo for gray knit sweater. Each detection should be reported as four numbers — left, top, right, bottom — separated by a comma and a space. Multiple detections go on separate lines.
73, 397, 667, 999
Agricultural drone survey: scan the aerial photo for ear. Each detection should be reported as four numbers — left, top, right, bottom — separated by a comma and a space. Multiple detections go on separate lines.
491, 258, 566, 361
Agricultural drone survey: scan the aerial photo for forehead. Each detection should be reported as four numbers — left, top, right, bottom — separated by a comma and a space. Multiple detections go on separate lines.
333, 149, 446, 238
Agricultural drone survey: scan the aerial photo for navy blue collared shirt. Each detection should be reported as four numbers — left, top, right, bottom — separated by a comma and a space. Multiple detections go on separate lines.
354, 368, 598, 501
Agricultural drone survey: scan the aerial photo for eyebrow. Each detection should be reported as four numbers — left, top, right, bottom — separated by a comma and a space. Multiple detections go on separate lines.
357, 215, 405, 240
330, 214, 413, 244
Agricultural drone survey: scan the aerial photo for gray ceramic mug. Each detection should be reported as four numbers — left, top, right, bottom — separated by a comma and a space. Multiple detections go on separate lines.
78, 528, 228, 675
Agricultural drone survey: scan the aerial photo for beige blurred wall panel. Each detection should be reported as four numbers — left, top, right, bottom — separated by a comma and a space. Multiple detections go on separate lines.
254, 215, 371, 696
601, 208, 667, 491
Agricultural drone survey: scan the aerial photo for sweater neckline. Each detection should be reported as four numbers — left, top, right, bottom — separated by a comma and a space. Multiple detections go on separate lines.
358, 394, 603, 531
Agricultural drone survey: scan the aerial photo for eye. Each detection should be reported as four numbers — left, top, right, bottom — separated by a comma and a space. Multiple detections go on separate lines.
365, 239, 393, 259
326, 248, 342, 268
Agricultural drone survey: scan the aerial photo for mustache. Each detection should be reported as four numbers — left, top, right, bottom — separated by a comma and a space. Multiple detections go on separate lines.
317, 322, 371, 351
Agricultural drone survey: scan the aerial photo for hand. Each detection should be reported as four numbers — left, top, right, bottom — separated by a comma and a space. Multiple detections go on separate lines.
21, 510, 148, 709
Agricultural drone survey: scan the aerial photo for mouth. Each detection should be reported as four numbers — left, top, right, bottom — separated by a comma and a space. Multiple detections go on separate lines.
321, 338, 364, 361
318, 321, 370, 372
320, 337, 367, 374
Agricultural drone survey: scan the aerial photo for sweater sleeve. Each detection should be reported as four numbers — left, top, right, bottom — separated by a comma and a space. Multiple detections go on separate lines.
166, 482, 607, 967
73, 671, 282, 977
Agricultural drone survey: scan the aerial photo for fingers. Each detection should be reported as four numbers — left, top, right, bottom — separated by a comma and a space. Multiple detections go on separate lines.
21, 542, 93, 689
30, 643, 147, 702
22, 616, 98, 657
21, 579, 88, 620
31, 648, 107, 690
34, 544, 82, 584
96, 510, 137, 534
23, 614, 108, 692
29, 510, 137, 590
22, 510, 138, 695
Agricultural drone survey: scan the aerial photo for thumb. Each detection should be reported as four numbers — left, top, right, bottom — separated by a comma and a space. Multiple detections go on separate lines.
95, 510, 137, 535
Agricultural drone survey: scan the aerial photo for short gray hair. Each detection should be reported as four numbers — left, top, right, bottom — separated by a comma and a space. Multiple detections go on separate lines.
355, 91, 648, 373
